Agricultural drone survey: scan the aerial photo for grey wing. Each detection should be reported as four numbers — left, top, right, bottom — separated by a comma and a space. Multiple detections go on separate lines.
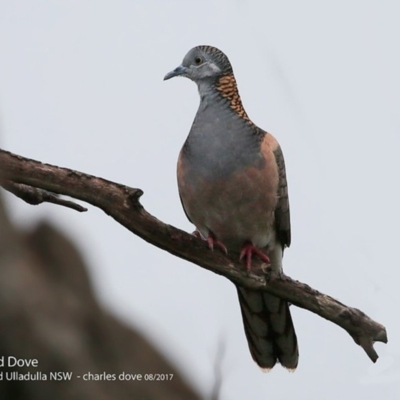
273, 146, 291, 248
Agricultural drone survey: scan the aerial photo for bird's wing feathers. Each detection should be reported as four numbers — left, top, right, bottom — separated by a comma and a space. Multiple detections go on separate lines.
273, 145, 291, 248
260, 132, 291, 248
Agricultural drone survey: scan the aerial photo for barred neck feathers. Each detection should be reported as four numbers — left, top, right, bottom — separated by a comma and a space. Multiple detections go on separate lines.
197, 73, 251, 124
215, 74, 250, 122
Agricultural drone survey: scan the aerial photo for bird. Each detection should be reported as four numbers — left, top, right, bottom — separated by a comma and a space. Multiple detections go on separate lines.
164, 45, 298, 370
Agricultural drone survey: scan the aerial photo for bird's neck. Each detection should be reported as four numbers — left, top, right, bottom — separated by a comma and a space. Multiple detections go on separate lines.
196, 74, 250, 122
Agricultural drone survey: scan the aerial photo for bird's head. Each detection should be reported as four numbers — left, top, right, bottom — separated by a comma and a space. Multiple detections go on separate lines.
164, 45, 233, 83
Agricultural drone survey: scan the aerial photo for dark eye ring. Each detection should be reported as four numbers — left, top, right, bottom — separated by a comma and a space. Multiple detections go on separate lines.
194, 56, 203, 65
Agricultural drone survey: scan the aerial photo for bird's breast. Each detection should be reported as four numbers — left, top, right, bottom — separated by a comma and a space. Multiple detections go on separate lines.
177, 136, 279, 251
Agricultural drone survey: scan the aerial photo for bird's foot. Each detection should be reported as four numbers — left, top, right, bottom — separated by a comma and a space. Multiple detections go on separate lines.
239, 242, 270, 272
206, 232, 228, 255
192, 230, 202, 239
192, 230, 228, 255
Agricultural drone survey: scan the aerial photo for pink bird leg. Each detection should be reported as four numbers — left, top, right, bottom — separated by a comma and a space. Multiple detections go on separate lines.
239, 242, 270, 271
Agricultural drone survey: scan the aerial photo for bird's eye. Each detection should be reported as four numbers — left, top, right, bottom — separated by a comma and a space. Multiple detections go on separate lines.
194, 56, 203, 65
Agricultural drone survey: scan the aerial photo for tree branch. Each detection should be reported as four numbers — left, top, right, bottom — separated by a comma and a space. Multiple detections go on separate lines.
1, 180, 87, 212
0, 149, 388, 362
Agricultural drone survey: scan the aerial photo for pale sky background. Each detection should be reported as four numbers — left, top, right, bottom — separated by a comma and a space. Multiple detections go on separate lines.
1, 1, 399, 399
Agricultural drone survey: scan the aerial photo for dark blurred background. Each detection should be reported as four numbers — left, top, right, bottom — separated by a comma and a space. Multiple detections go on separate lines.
0, 190, 201, 399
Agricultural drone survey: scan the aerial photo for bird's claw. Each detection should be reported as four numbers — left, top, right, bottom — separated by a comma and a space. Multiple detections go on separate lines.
206, 233, 228, 255
192, 230, 228, 255
239, 243, 270, 272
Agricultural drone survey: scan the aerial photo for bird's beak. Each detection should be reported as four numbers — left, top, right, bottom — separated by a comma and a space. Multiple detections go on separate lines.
163, 65, 187, 81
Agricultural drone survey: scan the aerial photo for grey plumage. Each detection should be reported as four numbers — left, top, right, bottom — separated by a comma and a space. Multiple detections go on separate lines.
165, 45, 298, 369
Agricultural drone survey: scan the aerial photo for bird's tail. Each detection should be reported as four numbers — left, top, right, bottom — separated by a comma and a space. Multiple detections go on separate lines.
236, 287, 298, 370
